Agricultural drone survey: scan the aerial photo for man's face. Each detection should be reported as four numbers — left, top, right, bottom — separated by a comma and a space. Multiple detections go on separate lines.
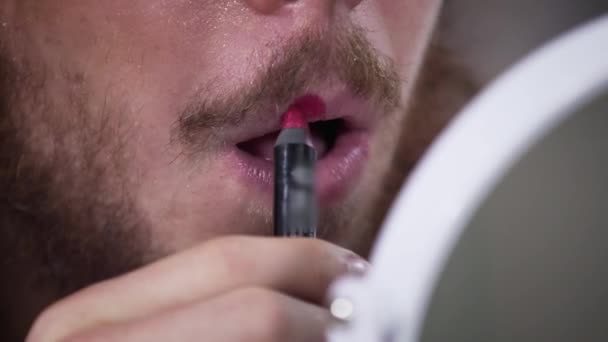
0, 0, 439, 293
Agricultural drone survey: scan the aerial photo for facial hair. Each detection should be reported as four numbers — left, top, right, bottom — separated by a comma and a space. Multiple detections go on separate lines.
361, 38, 480, 255
0, 21, 404, 340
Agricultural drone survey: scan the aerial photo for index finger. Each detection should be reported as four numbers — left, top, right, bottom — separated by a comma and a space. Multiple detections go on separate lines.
28, 236, 366, 342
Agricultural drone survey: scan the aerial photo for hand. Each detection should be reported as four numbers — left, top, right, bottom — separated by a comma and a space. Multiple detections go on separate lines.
26, 236, 368, 342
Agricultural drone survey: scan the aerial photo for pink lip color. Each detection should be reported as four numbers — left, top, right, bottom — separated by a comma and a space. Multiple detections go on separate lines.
227, 129, 369, 204
227, 93, 370, 205
281, 106, 307, 129
280, 95, 326, 129
292, 94, 327, 122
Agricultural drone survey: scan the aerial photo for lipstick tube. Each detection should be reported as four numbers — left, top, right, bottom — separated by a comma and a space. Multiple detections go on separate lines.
273, 109, 318, 237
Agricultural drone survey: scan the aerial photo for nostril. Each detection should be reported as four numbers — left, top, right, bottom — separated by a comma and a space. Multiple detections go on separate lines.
244, 0, 361, 16
343, 0, 364, 10
244, 0, 285, 14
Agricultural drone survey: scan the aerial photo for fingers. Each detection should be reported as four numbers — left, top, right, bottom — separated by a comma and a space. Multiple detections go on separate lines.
27, 236, 367, 342
63, 288, 331, 342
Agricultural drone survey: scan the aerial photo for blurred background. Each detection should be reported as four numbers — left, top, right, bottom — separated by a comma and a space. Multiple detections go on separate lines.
441, 0, 608, 85
371, 1, 608, 252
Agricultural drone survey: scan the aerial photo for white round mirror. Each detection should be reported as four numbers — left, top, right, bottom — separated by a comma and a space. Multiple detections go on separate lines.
329, 15, 608, 342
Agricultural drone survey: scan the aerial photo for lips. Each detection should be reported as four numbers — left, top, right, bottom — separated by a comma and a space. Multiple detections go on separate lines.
236, 118, 344, 161
225, 93, 373, 203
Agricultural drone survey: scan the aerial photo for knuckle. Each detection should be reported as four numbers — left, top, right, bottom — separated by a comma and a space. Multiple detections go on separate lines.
235, 288, 291, 342
287, 240, 341, 280
26, 303, 70, 342
27, 295, 107, 342
58, 335, 93, 342
58, 329, 110, 342
202, 236, 256, 271
302, 241, 343, 283
295, 237, 329, 255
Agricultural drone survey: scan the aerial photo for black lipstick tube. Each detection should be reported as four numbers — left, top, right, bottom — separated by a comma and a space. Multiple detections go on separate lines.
273, 128, 317, 237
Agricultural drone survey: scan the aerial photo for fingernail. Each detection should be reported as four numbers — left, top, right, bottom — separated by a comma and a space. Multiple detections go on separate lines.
343, 253, 370, 276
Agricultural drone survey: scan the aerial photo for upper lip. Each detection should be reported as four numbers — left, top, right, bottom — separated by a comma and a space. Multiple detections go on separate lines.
227, 86, 377, 145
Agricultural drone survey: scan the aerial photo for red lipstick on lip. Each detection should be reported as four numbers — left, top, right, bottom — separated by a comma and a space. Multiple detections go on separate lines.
273, 106, 318, 237
292, 94, 327, 122
281, 106, 307, 129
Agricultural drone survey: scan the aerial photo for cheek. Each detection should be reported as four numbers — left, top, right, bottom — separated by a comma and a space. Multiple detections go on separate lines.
354, 0, 441, 71
18, 1, 228, 167
351, 2, 396, 61
24, 1, 238, 101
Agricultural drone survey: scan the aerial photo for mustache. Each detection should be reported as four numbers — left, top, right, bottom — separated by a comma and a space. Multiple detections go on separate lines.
176, 23, 401, 149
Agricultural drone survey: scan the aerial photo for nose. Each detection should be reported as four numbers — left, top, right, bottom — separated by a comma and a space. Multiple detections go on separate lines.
244, 0, 363, 15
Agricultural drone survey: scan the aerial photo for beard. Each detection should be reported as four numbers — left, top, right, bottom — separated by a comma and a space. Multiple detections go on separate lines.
0, 37, 154, 340
0, 24, 477, 342
0, 22, 402, 340
362, 38, 480, 254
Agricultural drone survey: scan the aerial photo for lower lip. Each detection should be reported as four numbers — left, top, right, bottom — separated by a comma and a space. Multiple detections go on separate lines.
226, 130, 369, 203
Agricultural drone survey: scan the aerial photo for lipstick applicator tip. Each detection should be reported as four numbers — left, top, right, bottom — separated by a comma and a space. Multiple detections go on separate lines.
281, 106, 307, 129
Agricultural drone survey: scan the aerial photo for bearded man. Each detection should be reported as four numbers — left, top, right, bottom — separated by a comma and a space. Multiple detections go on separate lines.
0, 1, 474, 341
